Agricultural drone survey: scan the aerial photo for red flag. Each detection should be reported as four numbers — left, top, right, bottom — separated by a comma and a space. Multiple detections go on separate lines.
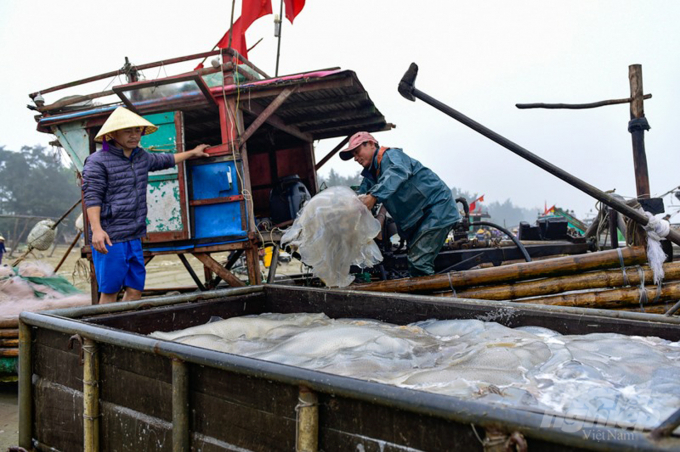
242, 0, 273, 30
469, 194, 485, 213
284, 0, 305, 23
216, 1, 272, 58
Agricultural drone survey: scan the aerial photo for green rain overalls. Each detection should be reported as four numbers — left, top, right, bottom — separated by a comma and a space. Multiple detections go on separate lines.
358, 147, 460, 276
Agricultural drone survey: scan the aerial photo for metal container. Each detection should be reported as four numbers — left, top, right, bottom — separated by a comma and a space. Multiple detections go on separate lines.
19, 286, 680, 451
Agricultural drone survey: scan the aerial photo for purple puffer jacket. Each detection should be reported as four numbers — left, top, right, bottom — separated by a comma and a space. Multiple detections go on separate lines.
82, 145, 175, 243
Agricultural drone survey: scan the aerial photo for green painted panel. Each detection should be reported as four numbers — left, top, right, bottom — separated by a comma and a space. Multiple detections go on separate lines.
51, 121, 90, 172
141, 112, 184, 234
142, 112, 178, 179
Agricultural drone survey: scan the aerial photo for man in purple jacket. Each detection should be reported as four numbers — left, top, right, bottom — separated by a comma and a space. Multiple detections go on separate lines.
83, 107, 209, 304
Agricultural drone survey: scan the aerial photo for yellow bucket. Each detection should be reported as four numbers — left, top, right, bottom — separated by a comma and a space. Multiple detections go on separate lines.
263, 246, 273, 268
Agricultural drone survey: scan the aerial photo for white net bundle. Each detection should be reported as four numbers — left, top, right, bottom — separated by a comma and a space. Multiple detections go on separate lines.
281, 186, 383, 287
27, 220, 57, 251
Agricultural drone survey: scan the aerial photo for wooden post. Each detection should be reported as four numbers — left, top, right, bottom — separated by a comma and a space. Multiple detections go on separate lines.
629, 64, 651, 199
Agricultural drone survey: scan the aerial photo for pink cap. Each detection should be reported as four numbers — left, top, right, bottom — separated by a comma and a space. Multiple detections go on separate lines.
339, 131, 378, 161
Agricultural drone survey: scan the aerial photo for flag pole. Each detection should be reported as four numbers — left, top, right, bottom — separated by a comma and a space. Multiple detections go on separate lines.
228, 0, 237, 50
275, 0, 284, 76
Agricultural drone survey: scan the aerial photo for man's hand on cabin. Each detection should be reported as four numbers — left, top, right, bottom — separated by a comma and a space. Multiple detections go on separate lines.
175, 144, 210, 164
359, 194, 377, 211
187, 144, 210, 159
91, 228, 112, 254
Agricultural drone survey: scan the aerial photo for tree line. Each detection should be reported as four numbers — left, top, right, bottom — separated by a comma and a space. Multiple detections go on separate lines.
0, 145, 82, 251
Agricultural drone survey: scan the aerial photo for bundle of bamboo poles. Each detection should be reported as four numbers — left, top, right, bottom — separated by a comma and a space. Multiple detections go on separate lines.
0, 323, 19, 358
0, 324, 19, 381
351, 246, 679, 314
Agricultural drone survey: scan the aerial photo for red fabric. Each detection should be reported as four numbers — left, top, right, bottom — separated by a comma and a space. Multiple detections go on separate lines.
216, 1, 272, 57
217, 17, 249, 57
242, 0, 273, 29
193, 62, 205, 70
284, 0, 305, 23
469, 194, 485, 212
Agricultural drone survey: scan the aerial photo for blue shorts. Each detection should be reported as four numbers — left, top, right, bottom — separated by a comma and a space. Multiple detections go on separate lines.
92, 239, 146, 294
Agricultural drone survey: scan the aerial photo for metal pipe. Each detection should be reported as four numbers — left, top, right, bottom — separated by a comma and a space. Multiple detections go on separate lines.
650, 406, 680, 440
275, 0, 284, 77
45, 285, 263, 318
397, 63, 680, 248
474, 220, 531, 262
83, 338, 99, 452
172, 359, 190, 452
297, 386, 318, 452
18, 320, 32, 449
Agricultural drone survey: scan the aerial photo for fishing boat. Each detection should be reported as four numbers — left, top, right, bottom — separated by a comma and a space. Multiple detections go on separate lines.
17, 285, 680, 451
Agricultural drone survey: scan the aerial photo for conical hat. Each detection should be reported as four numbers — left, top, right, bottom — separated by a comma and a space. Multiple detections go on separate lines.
0, 235, 4, 241
95, 107, 158, 142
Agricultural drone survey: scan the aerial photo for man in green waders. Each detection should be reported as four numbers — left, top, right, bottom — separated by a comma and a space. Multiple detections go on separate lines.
340, 131, 460, 277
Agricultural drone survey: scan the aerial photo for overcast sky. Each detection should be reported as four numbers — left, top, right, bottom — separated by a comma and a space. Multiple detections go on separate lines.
1, 0, 679, 220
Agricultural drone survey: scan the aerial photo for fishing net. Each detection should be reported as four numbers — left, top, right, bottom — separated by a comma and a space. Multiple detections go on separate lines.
0, 261, 89, 327
281, 186, 383, 287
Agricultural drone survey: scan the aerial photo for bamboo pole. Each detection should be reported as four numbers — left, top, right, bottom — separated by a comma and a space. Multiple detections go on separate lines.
83, 338, 99, 452
352, 247, 646, 294
613, 304, 670, 314
172, 359, 189, 452
515, 281, 680, 310
0, 329, 19, 338
0, 338, 19, 347
297, 386, 318, 452
448, 261, 680, 301
18, 320, 32, 449
516, 94, 652, 110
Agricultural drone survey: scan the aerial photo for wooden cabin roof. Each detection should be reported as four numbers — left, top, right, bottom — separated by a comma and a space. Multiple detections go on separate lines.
35, 68, 392, 146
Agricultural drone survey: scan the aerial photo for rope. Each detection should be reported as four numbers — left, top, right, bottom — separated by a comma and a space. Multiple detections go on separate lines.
294, 396, 317, 452
617, 248, 630, 286
638, 267, 647, 312
448, 272, 456, 297
219, 50, 266, 252
640, 209, 670, 284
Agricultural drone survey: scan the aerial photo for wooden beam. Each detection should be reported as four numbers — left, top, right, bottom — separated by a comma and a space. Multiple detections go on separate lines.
299, 116, 386, 133
315, 136, 349, 171
240, 99, 312, 143
223, 76, 354, 101
516, 94, 651, 110
278, 93, 369, 112
177, 254, 207, 291
312, 122, 395, 141
193, 253, 246, 288
293, 106, 377, 128
629, 64, 650, 199
239, 86, 298, 145
30, 49, 222, 98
